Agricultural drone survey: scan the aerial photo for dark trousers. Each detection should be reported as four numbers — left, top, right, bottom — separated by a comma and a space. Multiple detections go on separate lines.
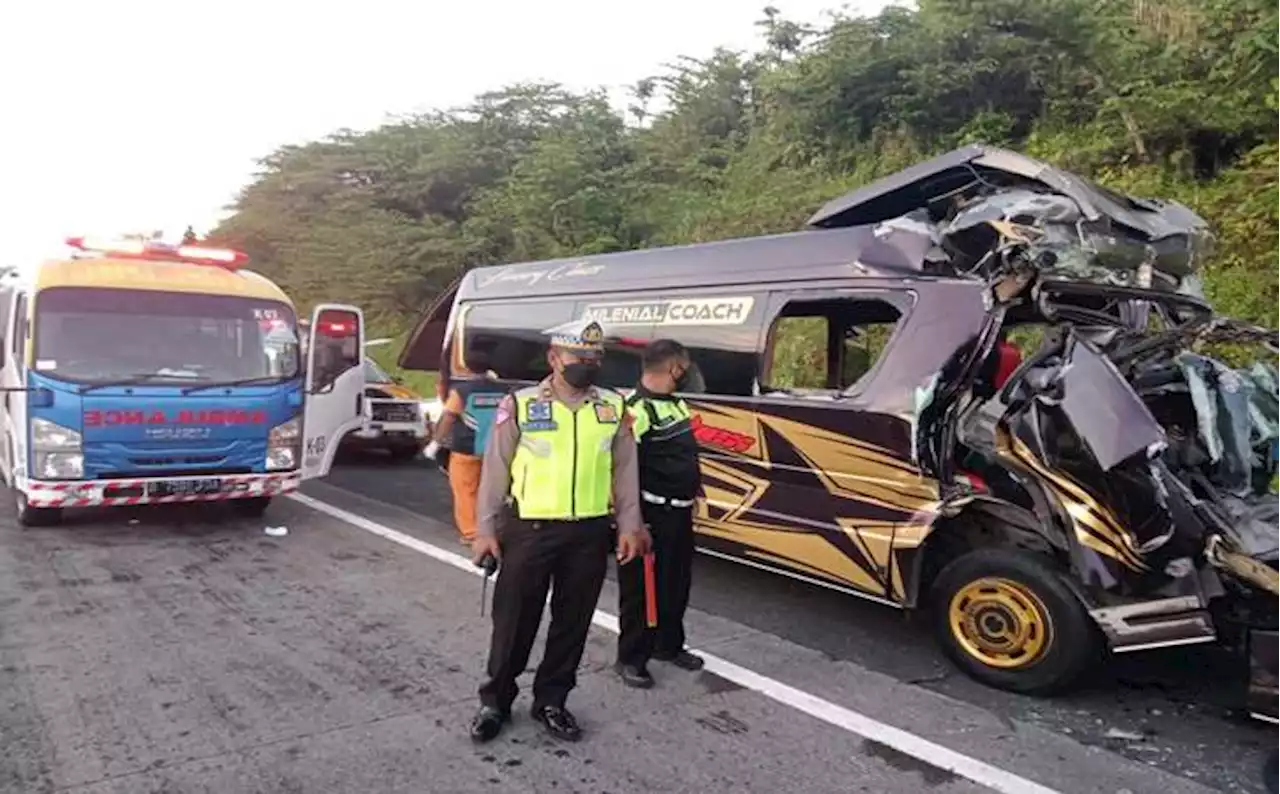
478, 515, 612, 712
616, 503, 694, 667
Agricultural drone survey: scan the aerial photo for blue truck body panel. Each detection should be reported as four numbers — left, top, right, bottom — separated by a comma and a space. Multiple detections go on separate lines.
27, 371, 303, 479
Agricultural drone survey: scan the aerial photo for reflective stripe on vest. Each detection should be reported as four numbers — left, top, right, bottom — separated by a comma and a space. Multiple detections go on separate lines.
509, 388, 625, 520
628, 396, 691, 442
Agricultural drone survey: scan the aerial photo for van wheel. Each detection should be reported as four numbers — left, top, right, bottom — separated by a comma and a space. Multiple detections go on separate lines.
14, 490, 62, 528
931, 547, 1100, 695
231, 497, 272, 518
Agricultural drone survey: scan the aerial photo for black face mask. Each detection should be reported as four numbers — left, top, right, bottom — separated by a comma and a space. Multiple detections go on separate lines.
561, 362, 600, 389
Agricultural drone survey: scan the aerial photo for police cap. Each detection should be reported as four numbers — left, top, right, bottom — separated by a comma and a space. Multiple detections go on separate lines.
546, 319, 606, 356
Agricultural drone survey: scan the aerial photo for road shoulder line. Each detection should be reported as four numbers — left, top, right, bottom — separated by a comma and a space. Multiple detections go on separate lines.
288, 490, 1059, 794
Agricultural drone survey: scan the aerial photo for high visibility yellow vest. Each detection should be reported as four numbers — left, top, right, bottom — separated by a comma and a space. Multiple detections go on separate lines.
628, 395, 691, 440
509, 386, 625, 520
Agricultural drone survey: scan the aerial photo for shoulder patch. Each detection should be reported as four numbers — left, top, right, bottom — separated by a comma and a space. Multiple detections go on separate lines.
593, 402, 618, 424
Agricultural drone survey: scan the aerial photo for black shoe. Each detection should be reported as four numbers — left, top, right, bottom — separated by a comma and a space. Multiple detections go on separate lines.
613, 662, 655, 689
469, 706, 509, 743
531, 704, 582, 741
654, 649, 704, 671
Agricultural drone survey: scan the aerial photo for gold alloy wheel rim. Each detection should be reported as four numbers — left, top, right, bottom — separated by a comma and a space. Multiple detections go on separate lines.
948, 577, 1053, 669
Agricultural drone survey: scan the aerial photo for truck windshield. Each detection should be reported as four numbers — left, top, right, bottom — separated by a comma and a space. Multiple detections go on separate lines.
33, 287, 301, 386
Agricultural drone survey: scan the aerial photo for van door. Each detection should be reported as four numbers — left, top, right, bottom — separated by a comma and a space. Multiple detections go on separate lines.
302, 304, 366, 480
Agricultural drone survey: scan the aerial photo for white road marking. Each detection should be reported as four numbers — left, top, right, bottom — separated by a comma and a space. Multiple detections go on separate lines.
289, 492, 1062, 794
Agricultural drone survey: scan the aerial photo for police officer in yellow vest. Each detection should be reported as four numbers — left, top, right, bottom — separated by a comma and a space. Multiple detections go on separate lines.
469, 319, 651, 744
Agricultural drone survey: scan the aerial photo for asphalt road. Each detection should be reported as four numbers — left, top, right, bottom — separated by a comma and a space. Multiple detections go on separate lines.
0, 450, 1272, 793
320, 450, 1278, 794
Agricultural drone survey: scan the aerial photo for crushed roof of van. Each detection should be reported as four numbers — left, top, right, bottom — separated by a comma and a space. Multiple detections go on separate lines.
456, 144, 1214, 303
808, 144, 1213, 295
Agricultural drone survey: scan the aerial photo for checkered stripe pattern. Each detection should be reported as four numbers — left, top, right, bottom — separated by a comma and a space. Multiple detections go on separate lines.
22, 473, 301, 508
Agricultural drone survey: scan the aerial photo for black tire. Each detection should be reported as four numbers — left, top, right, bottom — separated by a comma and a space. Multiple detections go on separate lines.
231, 497, 272, 518
14, 489, 62, 528
1264, 750, 1278, 794
931, 547, 1101, 695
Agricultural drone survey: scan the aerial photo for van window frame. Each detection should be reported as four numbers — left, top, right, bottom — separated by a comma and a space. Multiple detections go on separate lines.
760, 288, 916, 399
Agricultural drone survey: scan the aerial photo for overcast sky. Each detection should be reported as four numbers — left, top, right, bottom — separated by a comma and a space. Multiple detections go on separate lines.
0, 0, 889, 268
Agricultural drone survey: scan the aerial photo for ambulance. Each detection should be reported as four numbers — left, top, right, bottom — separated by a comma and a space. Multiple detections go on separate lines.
0, 237, 368, 525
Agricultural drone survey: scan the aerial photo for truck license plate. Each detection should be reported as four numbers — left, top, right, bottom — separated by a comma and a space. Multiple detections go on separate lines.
147, 479, 223, 497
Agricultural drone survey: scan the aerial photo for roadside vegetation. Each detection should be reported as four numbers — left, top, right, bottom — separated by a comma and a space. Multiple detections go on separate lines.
210, 0, 1278, 386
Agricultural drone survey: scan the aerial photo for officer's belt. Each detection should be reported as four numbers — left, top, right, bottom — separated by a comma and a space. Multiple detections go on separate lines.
641, 490, 695, 508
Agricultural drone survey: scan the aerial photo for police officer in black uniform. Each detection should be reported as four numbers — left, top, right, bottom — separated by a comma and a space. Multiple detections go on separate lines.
614, 339, 706, 688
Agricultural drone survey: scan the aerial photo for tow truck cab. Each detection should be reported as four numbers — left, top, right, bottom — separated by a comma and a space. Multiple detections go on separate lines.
0, 237, 367, 525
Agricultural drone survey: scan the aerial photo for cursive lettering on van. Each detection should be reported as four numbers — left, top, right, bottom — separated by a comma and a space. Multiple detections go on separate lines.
477, 260, 606, 289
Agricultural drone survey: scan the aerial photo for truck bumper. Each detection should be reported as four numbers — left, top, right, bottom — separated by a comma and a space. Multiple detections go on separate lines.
20, 472, 301, 508
345, 421, 427, 446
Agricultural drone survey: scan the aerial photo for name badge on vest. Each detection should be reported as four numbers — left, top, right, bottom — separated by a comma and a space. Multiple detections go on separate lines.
524, 400, 556, 431
593, 402, 618, 424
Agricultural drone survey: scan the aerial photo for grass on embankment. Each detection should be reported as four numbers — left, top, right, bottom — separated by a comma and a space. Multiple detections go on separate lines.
365, 329, 439, 397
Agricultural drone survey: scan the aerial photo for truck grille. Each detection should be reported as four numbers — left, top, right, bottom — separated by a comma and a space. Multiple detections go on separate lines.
371, 402, 419, 423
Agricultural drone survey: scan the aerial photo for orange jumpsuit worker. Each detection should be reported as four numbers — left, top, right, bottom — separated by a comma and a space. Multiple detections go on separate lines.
426, 344, 506, 544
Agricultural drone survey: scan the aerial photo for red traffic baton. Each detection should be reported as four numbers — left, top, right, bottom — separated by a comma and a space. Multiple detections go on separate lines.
643, 552, 658, 628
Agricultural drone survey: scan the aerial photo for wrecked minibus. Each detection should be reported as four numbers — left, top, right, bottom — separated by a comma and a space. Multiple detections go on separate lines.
400, 145, 1278, 721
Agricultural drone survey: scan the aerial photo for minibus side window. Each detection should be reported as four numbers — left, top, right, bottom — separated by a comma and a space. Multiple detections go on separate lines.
770, 316, 830, 389
463, 299, 577, 383
652, 320, 760, 397
764, 297, 903, 392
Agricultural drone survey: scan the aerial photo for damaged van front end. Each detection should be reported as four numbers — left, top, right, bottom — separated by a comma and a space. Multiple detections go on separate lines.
833, 146, 1280, 723
950, 300, 1278, 724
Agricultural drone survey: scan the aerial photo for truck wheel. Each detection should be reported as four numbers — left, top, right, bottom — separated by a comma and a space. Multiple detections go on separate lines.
931, 547, 1101, 695
231, 497, 272, 518
14, 489, 62, 528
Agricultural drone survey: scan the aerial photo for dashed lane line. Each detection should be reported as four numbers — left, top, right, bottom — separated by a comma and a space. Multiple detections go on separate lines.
288, 491, 1062, 794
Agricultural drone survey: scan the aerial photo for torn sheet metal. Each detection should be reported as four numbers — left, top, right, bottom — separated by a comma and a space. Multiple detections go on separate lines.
1059, 335, 1167, 471
808, 143, 1213, 294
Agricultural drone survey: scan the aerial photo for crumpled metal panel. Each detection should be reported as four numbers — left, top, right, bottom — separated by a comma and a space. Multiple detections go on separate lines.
1057, 334, 1167, 471
810, 145, 1214, 293
1177, 352, 1257, 493
1219, 494, 1280, 560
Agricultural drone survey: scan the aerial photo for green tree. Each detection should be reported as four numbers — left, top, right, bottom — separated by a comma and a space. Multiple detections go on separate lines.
211, 1, 1277, 356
